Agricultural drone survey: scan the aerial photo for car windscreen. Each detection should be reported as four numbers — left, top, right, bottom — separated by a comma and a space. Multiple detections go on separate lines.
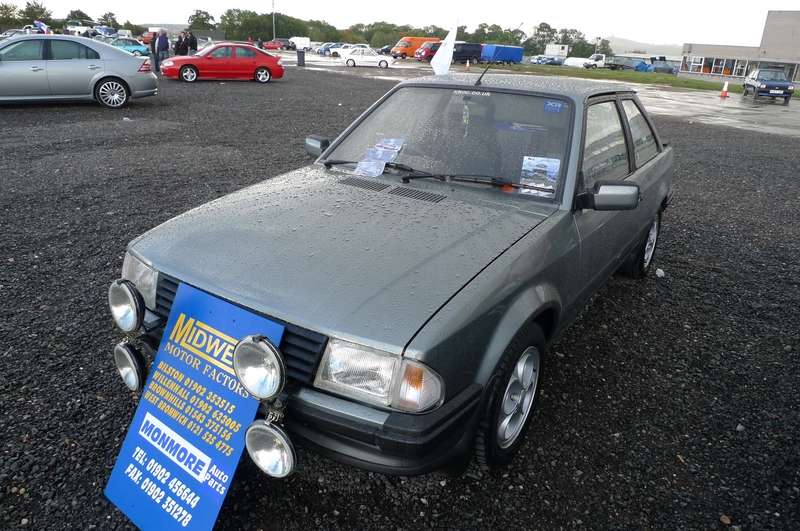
326, 86, 572, 200
759, 70, 787, 81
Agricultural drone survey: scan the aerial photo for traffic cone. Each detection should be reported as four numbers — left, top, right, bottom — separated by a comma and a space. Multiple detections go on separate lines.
720, 81, 729, 98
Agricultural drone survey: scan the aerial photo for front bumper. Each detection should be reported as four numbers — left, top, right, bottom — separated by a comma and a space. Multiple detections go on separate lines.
284, 383, 483, 475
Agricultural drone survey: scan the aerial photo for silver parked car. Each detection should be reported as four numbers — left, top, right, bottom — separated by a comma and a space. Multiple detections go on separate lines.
106, 75, 672, 480
0, 34, 157, 108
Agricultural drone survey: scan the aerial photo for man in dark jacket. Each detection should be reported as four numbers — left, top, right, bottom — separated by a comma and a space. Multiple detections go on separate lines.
187, 32, 198, 54
174, 32, 188, 56
149, 32, 160, 72
156, 30, 170, 72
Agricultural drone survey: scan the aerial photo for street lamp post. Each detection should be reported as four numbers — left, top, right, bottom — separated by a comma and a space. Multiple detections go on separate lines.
272, 0, 276, 40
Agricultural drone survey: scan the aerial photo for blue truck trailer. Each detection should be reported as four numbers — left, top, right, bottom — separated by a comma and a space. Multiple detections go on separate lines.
480, 44, 524, 64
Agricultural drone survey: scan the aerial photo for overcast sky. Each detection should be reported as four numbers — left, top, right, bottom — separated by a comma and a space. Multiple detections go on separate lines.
28, 1, 798, 45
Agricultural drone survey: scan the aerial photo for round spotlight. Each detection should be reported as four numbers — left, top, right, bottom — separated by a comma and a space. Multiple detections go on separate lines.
114, 341, 146, 391
233, 335, 285, 400
245, 421, 295, 478
108, 279, 144, 333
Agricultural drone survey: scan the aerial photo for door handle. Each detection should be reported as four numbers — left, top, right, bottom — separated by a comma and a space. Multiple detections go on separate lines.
88, 64, 101, 70
30, 66, 43, 72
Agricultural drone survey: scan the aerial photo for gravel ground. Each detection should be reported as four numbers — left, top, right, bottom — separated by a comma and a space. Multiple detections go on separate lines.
1, 68, 798, 531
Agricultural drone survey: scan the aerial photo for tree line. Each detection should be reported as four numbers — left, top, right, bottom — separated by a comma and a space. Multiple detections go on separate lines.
0, 3, 613, 57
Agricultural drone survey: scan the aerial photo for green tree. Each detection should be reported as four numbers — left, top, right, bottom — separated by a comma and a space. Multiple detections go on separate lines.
188, 9, 215, 30
597, 38, 613, 56
20, 1, 52, 23
0, 2, 19, 25
97, 12, 118, 27
522, 22, 557, 54
122, 20, 145, 36
65, 9, 92, 21
306, 19, 339, 42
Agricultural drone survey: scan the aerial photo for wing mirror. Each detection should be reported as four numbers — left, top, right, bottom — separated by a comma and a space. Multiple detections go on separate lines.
576, 181, 640, 211
304, 135, 331, 158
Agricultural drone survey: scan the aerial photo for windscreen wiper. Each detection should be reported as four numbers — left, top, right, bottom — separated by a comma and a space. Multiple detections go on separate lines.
402, 173, 555, 194
321, 159, 442, 179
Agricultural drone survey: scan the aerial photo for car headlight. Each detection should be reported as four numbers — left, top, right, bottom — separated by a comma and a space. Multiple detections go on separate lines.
313, 338, 444, 412
122, 252, 157, 309
233, 335, 285, 400
789, 85, 795, 91
108, 279, 144, 332
162, 60, 174, 67
759, 83, 767, 88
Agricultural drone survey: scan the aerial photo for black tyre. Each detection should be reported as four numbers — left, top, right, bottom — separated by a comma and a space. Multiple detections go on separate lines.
475, 324, 545, 470
784, 96, 791, 105
94, 78, 129, 109
254, 67, 271, 83
620, 212, 661, 278
346, 59, 355, 67
180, 65, 198, 83
378, 60, 388, 69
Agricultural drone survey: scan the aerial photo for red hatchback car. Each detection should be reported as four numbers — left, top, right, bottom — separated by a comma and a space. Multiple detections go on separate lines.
160, 43, 284, 83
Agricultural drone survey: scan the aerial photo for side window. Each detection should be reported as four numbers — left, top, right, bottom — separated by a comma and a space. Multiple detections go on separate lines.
0, 40, 43, 61
50, 40, 100, 60
582, 101, 629, 189
210, 46, 232, 58
621, 100, 659, 167
236, 47, 256, 58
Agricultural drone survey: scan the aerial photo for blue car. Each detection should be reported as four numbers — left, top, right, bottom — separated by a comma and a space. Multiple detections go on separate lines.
110, 37, 149, 56
744, 68, 794, 104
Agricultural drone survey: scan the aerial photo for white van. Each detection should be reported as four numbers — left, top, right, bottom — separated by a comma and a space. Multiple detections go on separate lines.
290, 37, 311, 51
563, 53, 606, 69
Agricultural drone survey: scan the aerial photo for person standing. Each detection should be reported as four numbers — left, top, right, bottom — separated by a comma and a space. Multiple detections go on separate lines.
175, 32, 188, 56
149, 32, 160, 72
187, 31, 198, 54
156, 30, 170, 72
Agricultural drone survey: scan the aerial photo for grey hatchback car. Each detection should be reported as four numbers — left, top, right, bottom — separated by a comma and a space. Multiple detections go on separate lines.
0, 34, 157, 108
107, 74, 672, 478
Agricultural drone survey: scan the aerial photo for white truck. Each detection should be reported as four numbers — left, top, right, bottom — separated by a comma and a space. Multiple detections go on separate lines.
544, 43, 569, 58
563, 53, 606, 69
290, 37, 311, 51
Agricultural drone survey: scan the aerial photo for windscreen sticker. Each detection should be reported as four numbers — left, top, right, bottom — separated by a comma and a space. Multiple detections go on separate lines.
544, 100, 565, 113
364, 147, 398, 163
521, 156, 561, 184
376, 138, 404, 151
354, 160, 386, 177
496, 122, 549, 133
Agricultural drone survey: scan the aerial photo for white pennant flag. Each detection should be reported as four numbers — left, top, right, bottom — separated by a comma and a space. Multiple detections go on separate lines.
431, 23, 458, 76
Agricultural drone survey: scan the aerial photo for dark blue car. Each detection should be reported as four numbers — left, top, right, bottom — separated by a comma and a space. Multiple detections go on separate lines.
744, 69, 794, 104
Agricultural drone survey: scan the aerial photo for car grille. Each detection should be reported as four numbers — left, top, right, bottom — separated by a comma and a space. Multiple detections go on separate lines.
154, 274, 327, 385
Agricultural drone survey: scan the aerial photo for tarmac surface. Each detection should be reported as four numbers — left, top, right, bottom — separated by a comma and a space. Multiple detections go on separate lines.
1, 66, 798, 530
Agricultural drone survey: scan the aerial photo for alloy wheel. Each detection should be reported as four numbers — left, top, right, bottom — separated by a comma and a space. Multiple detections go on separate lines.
255, 68, 271, 83
643, 217, 659, 269
497, 347, 540, 449
181, 67, 197, 82
97, 81, 126, 108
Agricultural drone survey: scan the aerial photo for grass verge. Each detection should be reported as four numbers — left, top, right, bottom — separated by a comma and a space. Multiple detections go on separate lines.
497, 64, 744, 94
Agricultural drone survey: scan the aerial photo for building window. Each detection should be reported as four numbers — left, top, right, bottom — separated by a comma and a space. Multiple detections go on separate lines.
690, 56, 704, 73
734, 60, 748, 77
702, 57, 714, 73
680, 56, 690, 72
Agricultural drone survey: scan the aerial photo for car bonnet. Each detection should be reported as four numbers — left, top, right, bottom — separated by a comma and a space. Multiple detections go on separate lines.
129, 167, 553, 350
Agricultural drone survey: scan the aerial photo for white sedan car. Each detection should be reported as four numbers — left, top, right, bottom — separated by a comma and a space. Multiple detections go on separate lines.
341, 47, 390, 68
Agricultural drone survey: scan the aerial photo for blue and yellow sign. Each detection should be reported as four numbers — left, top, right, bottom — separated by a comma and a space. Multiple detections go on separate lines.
106, 283, 284, 530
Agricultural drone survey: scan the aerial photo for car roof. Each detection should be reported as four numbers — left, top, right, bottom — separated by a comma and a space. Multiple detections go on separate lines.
401, 73, 631, 100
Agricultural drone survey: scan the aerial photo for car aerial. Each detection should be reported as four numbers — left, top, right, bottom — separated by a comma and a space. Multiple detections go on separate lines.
0, 34, 157, 108
744, 68, 794, 104
160, 43, 284, 84
341, 47, 390, 68
110, 37, 149, 56
106, 73, 673, 479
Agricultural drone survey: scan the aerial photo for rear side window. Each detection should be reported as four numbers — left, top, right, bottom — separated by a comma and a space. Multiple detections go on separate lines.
50, 40, 100, 60
236, 47, 256, 58
582, 101, 629, 188
621, 100, 659, 167
0, 40, 43, 61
